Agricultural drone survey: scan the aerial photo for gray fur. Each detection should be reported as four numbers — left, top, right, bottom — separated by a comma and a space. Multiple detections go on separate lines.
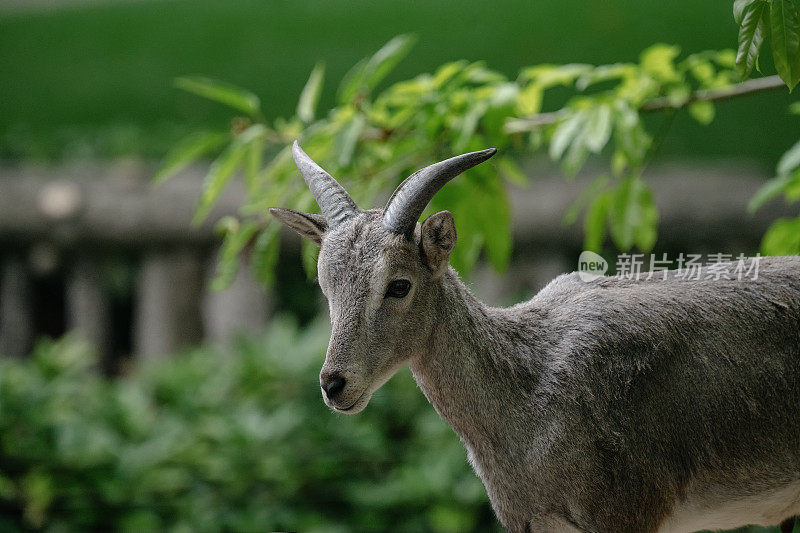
272, 148, 800, 533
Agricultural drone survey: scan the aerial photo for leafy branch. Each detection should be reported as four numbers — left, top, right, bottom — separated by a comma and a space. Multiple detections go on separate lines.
500, 46, 751, 252
507, 74, 786, 129
733, 0, 800, 255
160, 7, 799, 288
735, 0, 800, 89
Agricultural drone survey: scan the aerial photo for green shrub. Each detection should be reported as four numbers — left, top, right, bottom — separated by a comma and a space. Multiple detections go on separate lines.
0, 317, 498, 532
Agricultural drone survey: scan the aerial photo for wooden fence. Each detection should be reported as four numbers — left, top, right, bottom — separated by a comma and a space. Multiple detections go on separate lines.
0, 160, 791, 365
0, 161, 270, 366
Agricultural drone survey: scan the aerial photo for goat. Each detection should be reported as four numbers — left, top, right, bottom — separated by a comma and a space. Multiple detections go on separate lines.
270, 142, 800, 533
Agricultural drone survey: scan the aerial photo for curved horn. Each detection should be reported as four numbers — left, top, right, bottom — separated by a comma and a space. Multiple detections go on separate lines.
292, 141, 359, 228
382, 148, 497, 236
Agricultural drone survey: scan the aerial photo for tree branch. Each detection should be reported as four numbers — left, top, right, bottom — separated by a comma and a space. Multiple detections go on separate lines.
505, 75, 786, 132
640, 75, 786, 110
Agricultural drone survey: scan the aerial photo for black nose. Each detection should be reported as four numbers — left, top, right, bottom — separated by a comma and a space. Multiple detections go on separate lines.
321, 372, 346, 400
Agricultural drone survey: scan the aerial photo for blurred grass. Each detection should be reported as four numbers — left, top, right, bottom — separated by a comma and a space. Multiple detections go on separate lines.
0, 0, 797, 162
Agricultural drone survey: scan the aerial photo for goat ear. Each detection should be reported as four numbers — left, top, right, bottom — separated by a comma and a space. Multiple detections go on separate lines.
269, 207, 327, 246
420, 211, 456, 278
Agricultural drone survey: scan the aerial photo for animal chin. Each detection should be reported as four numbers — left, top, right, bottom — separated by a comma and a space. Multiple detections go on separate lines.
334, 391, 369, 414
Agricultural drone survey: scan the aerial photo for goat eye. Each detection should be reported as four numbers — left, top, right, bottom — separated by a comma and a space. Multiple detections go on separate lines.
385, 279, 411, 298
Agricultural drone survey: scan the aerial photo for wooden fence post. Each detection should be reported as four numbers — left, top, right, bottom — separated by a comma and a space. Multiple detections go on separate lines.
65, 255, 109, 355
203, 251, 271, 344
0, 255, 33, 357
134, 248, 204, 358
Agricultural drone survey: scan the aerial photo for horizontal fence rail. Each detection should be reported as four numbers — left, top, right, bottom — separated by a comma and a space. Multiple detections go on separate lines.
0, 160, 791, 363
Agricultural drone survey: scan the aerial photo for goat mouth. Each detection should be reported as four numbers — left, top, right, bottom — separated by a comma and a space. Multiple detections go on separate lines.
336, 392, 366, 412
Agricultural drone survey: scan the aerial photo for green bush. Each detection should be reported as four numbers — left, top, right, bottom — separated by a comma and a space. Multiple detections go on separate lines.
0, 318, 498, 532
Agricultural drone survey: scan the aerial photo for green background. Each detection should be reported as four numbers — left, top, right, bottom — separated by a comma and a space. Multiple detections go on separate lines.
1, 0, 797, 163
0, 2, 798, 531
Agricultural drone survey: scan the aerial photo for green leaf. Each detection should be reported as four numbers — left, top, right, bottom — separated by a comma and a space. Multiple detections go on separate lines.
783, 172, 800, 201
455, 102, 488, 151
154, 131, 228, 184
433, 61, 468, 88
688, 101, 715, 125
633, 185, 658, 251
194, 141, 248, 224
521, 64, 592, 87
477, 174, 512, 272
584, 104, 613, 153
245, 137, 263, 194
364, 34, 417, 89
666, 85, 691, 107
713, 49, 738, 69
771, 0, 800, 89
562, 132, 590, 176
736, 1, 769, 79
496, 157, 528, 187
761, 216, 800, 254
175, 77, 261, 116
734, 0, 759, 24
608, 177, 657, 251
584, 192, 609, 252
748, 173, 796, 212
297, 62, 325, 123
549, 110, 585, 160
611, 101, 650, 171
211, 219, 258, 291
640, 44, 681, 82
301, 239, 319, 279
337, 35, 416, 105
778, 138, 800, 175
235, 124, 267, 193
608, 179, 635, 250
564, 175, 609, 226
451, 222, 484, 277
251, 225, 281, 286
465, 62, 508, 85
337, 58, 368, 105
575, 64, 634, 91
516, 83, 543, 116
336, 114, 366, 167
688, 59, 715, 85
22, 470, 53, 529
